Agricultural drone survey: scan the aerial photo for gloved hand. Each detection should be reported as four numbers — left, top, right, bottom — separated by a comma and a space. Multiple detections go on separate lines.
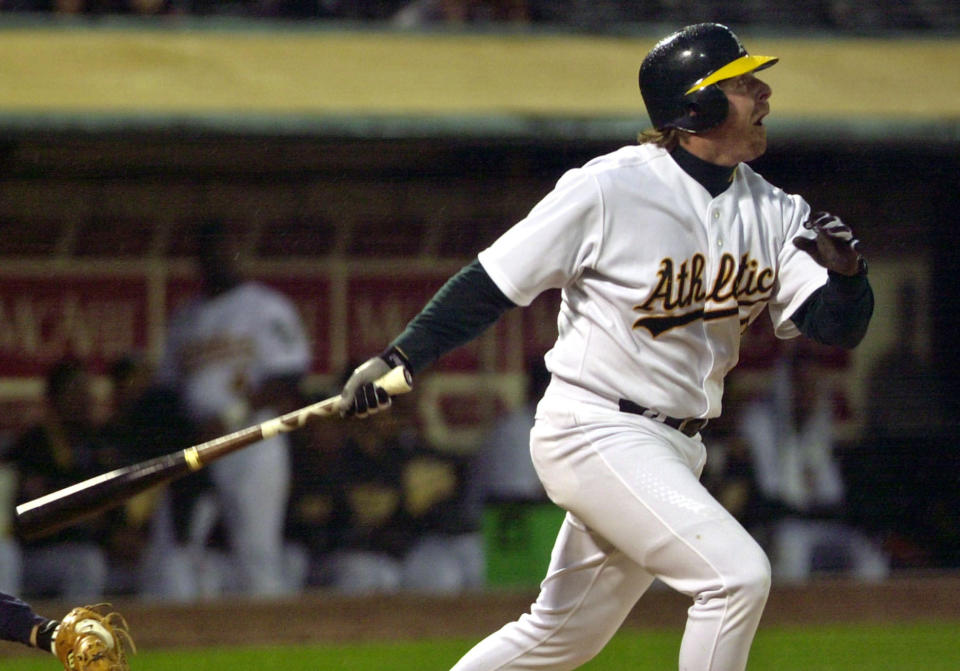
53, 604, 135, 671
338, 346, 411, 418
792, 211, 866, 276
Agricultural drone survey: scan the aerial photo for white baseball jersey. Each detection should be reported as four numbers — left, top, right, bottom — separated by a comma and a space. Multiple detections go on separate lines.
153, 281, 310, 598
157, 281, 311, 422
478, 143, 827, 420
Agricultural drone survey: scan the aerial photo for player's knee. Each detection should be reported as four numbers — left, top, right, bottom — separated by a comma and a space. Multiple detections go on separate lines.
729, 547, 772, 608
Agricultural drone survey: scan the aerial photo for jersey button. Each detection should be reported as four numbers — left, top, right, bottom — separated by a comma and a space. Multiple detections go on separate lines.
712, 210, 720, 220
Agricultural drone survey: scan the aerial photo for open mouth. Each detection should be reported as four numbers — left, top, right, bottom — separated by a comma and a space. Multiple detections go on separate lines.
754, 110, 769, 126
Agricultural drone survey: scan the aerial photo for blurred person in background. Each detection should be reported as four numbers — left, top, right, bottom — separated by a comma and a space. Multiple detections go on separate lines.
283, 381, 349, 589
736, 345, 889, 583
153, 219, 311, 599
312, 366, 484, 595
287, 364, 484, 595
102, 353, 231, 602
850, 280, 960, 568
98, 353, 199, 596
2, 357, 112, 601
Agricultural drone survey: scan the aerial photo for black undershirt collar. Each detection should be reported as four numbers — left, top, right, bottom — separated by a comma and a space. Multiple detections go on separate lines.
669, 144, 737, 198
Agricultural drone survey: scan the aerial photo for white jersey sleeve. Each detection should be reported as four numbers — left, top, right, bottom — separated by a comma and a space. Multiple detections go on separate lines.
766, 194, 829, 338
478, 169, 604, 306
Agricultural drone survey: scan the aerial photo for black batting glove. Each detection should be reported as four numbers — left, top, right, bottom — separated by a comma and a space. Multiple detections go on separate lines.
792, 211, 866, 277
338, 346, 411, 418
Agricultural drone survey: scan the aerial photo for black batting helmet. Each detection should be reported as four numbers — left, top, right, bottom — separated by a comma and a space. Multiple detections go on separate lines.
639, 23, 778, 133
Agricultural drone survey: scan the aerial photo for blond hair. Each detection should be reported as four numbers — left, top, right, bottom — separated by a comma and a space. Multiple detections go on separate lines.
637, 127, 684, 151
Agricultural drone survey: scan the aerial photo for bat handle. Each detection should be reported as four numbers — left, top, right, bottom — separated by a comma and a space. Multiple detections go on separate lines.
375, 365, 414, 396
259, 365, 413, 439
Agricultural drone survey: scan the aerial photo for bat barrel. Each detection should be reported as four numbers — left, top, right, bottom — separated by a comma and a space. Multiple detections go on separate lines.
14, 452, 195, 541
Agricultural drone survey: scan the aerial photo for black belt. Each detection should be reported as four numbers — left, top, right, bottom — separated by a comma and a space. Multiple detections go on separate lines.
618, 399, 708, 437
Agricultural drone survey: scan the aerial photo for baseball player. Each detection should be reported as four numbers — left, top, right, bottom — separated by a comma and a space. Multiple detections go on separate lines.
152, 219, 311, 598
340, 23, 873, 671
0, 592, 134, 670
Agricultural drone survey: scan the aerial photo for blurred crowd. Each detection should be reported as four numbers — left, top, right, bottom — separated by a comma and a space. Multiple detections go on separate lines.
0, 226, 956, 603
0, 351, 487, 602
0, 221, 489, 603
0, 0, 956, 32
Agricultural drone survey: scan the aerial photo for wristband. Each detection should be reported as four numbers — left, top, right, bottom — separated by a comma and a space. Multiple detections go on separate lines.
379, 345, 411, 373
33, 620, 59, 654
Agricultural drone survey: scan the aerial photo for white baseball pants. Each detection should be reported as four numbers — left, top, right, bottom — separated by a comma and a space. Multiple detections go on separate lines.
210, 413, 292, 597
452, 402, 770, 671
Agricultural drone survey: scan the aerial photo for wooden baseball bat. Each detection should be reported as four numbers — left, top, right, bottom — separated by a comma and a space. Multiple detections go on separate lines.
14, 365, 412, 541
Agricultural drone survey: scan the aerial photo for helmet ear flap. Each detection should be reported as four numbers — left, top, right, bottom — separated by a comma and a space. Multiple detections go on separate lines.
674, 85, 729, 132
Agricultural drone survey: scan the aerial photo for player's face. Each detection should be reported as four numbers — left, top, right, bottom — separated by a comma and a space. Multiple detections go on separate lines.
198, 230, 243, 292
707, 73, 772, 165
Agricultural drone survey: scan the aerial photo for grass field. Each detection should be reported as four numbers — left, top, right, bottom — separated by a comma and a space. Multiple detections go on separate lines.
3, 620, 958, 670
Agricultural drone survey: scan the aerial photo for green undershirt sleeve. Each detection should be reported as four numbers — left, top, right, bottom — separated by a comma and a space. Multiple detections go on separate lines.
790, 271, 874, 349
391, 258, 517, 373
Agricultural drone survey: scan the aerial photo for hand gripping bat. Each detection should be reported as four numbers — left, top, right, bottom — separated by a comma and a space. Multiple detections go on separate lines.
14, 365, 412, 540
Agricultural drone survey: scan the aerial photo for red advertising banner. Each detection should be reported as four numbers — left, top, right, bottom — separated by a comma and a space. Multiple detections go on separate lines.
0, 275, 149, 377
0, 267, 558, 383
346, 273, 447, 358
